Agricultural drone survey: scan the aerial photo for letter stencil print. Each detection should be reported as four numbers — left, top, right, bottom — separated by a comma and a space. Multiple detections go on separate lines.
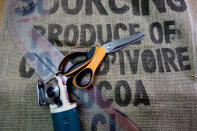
6, 0, 197, 130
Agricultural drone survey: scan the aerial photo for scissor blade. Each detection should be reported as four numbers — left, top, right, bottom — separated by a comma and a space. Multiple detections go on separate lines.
103, 32, 144, 53
8, 1, 142, 130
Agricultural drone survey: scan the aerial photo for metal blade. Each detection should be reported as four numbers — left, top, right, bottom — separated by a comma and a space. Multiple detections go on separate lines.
103, 32, 145, 53
8, 0, 141, 130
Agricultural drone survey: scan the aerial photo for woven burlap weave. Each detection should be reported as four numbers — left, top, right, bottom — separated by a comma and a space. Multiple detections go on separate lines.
0, 0, 197, 130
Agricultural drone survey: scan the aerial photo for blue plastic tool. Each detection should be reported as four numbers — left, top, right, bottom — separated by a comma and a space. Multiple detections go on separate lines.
37, 76, 81, 131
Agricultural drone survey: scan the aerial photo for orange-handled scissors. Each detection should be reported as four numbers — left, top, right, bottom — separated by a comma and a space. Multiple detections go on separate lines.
58, 32, 144, 89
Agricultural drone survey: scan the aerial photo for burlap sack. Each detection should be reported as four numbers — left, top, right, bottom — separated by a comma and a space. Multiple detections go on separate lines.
0, 0, 197, 130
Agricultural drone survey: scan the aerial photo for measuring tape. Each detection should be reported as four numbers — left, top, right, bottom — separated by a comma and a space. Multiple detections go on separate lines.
7, 0, 141, 130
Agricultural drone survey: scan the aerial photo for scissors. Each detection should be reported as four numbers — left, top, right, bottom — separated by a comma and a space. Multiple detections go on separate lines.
58, 32, 144, 89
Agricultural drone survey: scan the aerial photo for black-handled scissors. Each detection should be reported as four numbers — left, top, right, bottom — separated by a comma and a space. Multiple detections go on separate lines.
58, 32, 144, 89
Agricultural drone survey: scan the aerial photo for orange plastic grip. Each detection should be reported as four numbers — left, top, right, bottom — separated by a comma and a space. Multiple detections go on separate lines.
73, 46, 106, 89
86, 46, 106, 72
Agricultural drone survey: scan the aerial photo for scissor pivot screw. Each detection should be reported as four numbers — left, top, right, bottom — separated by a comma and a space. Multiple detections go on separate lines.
107, 45, 111, 50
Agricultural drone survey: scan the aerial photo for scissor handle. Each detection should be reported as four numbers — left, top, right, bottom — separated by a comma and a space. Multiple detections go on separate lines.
57, 48, 96, 76
73, 47, 106, 89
